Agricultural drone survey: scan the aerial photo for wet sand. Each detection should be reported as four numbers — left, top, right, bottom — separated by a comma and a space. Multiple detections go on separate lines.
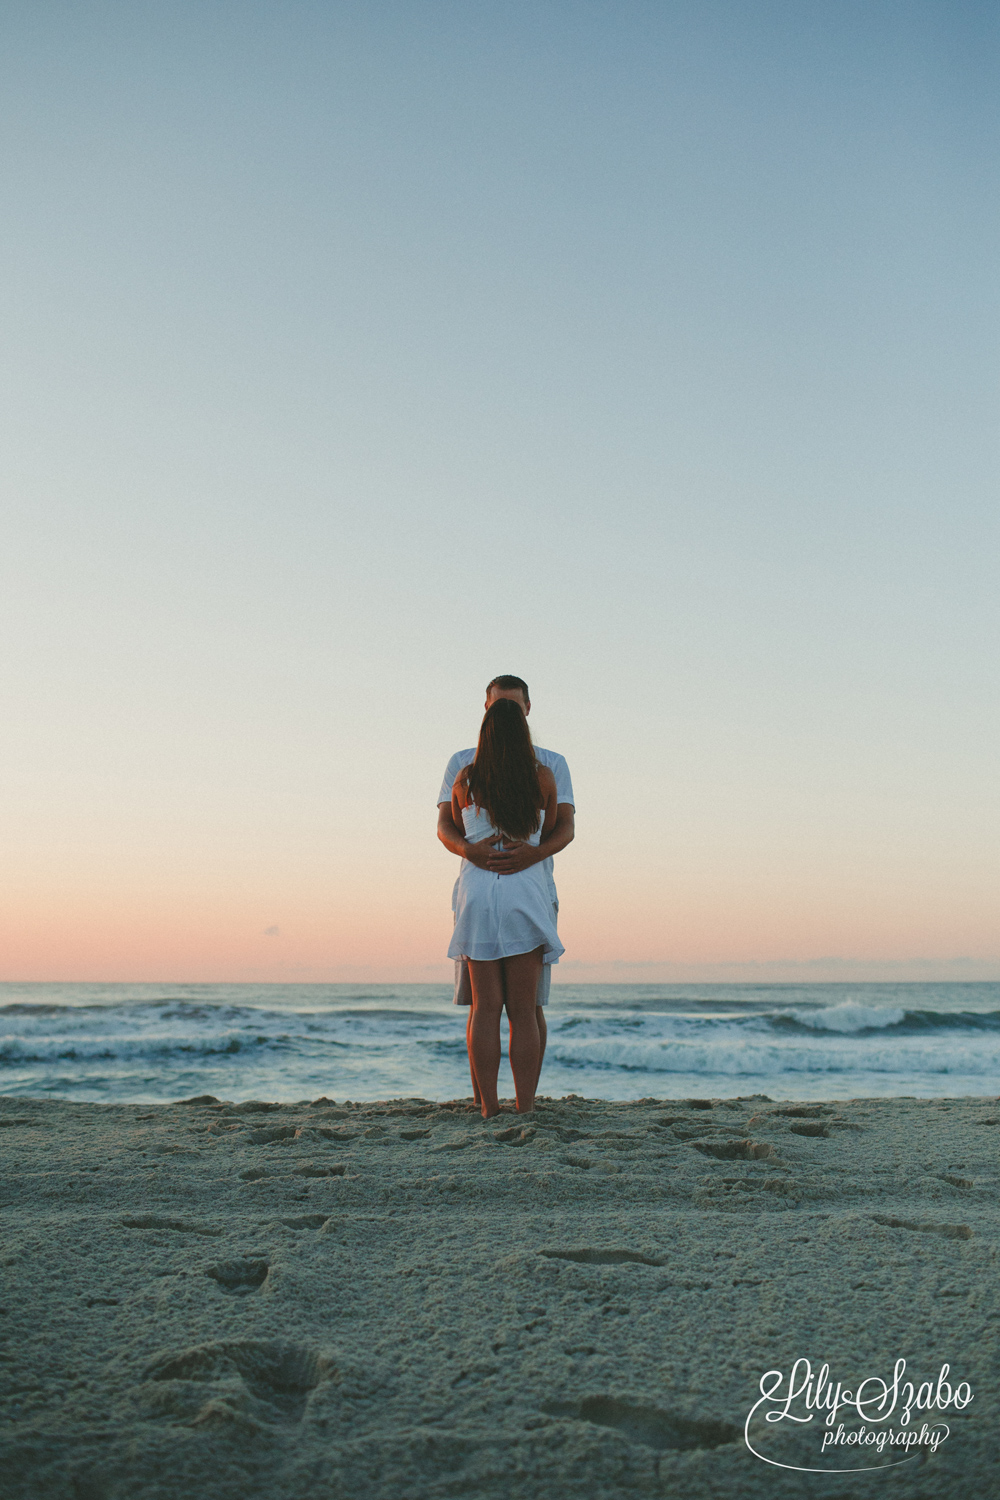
1, 1092, 997, 1498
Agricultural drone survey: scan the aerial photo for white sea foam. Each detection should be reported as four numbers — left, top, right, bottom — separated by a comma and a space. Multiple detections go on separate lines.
545, 1032, 1000, 1077
780, 1001, 908, 1033
2, 982, 998, 1103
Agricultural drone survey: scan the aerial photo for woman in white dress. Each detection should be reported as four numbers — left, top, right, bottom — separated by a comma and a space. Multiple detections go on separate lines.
447, 698, 564, 1117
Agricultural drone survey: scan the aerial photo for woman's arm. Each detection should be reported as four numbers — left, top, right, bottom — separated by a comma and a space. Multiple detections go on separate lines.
539, 767, 558, 841
450, 770, 468, 834
439, 773, 500, 868
438, 800, 497, 867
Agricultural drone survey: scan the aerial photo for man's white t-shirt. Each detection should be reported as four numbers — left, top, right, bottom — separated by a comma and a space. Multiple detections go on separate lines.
437, 745, 575, 908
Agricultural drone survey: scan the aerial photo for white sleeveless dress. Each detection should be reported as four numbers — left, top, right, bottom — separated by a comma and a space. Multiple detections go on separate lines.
447, 804, 565, 966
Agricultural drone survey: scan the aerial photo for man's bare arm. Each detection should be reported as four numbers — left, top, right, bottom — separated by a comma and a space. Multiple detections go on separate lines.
436, 803, 497, 869
485, 804, 575, 874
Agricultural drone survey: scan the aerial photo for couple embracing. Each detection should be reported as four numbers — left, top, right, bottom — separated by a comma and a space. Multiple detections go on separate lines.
436, 676, 575, 1119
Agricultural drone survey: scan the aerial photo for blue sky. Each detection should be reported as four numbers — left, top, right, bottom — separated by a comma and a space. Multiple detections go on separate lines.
2, 1, 997, 980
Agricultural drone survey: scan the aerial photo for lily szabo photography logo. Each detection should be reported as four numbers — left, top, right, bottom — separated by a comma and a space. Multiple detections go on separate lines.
744, 1358, 973, 1474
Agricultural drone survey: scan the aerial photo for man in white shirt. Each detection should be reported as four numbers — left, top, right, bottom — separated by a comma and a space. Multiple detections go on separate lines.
436, 675, 575, 1099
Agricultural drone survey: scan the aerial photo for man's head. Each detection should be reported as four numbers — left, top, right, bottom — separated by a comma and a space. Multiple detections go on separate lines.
485, 674, 530, 714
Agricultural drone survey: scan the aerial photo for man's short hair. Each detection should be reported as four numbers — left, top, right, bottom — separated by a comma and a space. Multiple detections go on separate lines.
486, 674, 529, 703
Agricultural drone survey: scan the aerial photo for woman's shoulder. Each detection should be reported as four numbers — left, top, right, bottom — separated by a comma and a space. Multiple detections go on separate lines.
536, 762, 557, 790
452, 764, 472, 802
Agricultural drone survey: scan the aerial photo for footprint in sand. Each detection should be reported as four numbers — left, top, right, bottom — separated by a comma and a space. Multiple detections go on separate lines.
541, 1396, 737, 1451
294, 1127, 360, 1144
145, 1340, 332, 1427
493, 1126, 536, 1146
690, 1139, 776, 1161
206, 1259, 270, 1295
246, 1125, 299, 1145
122, 1214, 222, 1236
871, 1214, 972, 1240
540, 1248, 664, 1266
432, 1136, 480, 1153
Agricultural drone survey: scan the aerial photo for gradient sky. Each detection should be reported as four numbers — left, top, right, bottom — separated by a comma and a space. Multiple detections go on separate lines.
2, 1, 997, 983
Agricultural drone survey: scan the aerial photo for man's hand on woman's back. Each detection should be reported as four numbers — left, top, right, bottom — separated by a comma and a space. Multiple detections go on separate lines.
436, 804, 501, 869
484, 841, 538, 874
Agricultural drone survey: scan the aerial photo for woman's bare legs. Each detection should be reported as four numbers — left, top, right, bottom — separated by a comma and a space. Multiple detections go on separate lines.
501, 948, 543, 1113
466, 1007, 482, 1104
535, 1006, 547, 1095
468, 949, 543, 1117
467, 960, 506, 1118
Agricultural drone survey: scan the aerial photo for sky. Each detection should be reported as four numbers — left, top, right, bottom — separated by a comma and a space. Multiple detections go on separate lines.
1, 0, 997, 984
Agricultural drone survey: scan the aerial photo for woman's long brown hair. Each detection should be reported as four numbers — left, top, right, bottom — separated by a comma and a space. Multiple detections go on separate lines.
462, 698, 543, 841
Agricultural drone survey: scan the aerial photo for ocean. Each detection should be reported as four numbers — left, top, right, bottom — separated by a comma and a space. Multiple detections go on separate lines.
1, 981, 998, 1104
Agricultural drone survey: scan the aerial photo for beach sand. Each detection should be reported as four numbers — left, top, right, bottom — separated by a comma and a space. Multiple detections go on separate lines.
1, 1091, 996, 1498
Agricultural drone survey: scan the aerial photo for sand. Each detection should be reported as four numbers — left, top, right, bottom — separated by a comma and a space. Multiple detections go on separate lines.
1, 1091, 997, 1499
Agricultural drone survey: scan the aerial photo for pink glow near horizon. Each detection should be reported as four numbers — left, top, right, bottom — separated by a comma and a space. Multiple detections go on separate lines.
4, 844, 997, 983
1, 6, 996, 983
